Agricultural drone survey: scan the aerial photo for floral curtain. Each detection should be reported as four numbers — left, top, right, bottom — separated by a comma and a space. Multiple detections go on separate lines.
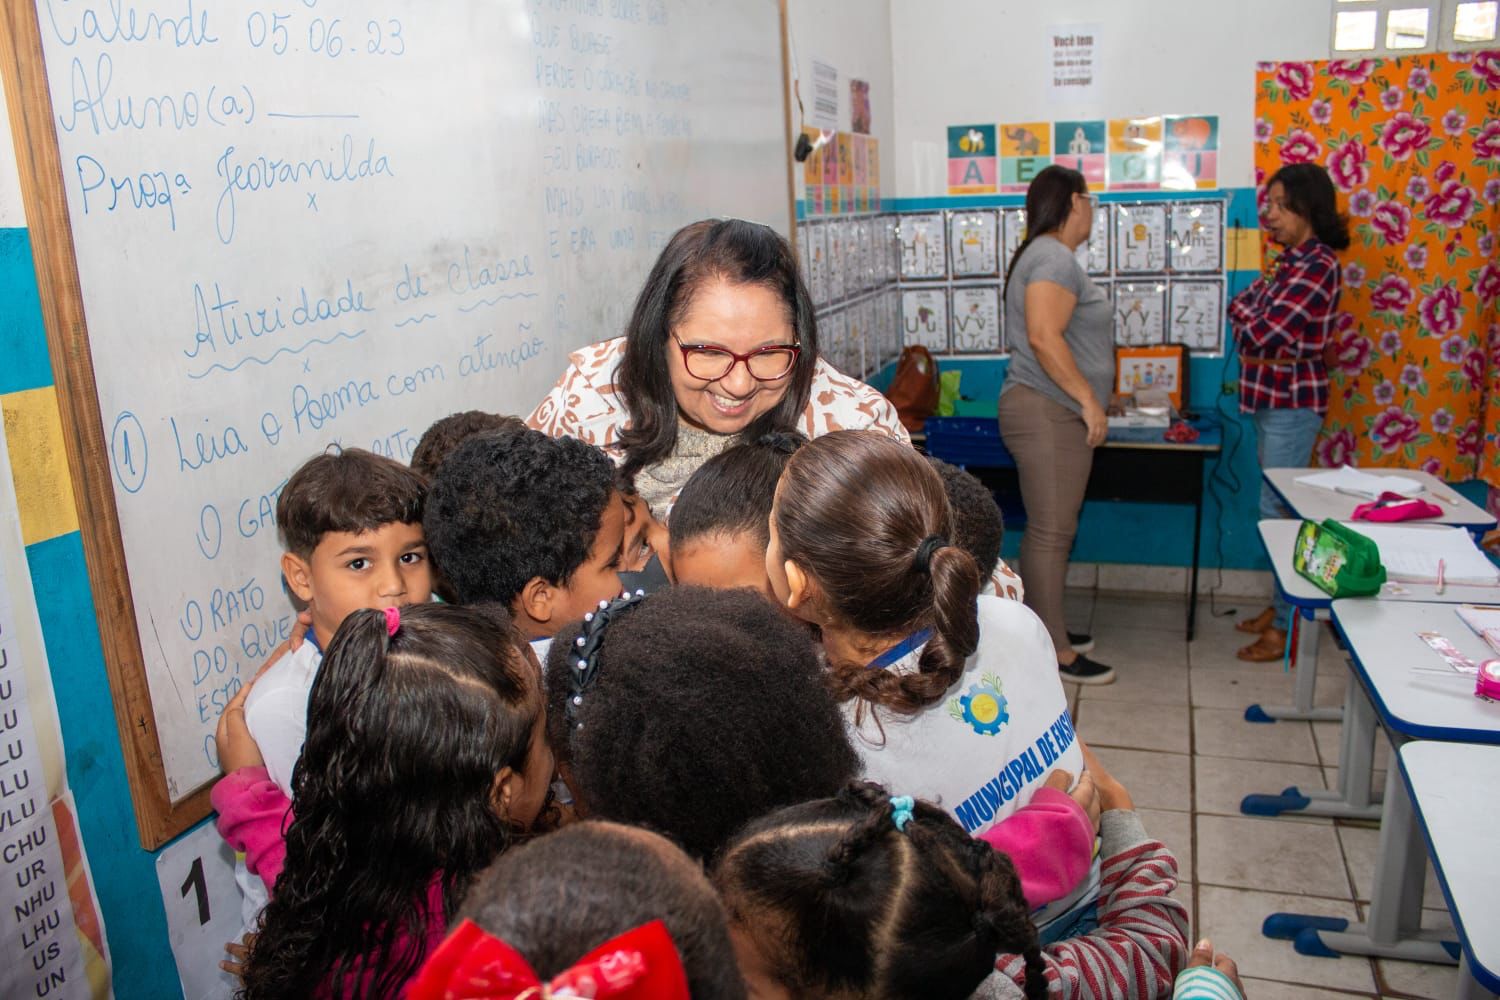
1253, 52, 1499, 483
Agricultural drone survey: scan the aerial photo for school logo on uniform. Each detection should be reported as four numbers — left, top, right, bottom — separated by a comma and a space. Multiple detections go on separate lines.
948, 672, 1009, 736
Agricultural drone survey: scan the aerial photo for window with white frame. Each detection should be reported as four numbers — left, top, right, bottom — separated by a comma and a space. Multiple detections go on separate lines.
1331, 0, 1498, 53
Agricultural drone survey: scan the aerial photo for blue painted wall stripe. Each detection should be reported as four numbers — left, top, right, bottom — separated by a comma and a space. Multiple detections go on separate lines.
0, 228, 54, 396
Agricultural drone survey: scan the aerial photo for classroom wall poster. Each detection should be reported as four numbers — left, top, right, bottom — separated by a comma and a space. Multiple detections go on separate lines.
852, 134, 869, 187
897, 213, 947, 280
1077, 203, 1111, 273
902, 287, 950, 352
1053, 120, 1107, 190
867, 137, 881, 208
1046, 23, 1100, 102
947, 124, 997, 195
947, 209, 1000, 277
810, 58, 838, 131
1114, 203, 1168, 272
1114, 281, 1168, 346
836, 133, 854, 188
1168, 279, 1225, 352
1001, 207, 1028, 274
826, 220, 847, 300
0, 424, 111, 999
1167, 201, 1225, 273
850, 79, 871, 134
1108, 116, 1163, 190
951, 286, 1003, 353
1162, 115, 1219, 190
999, 122, 1052, 193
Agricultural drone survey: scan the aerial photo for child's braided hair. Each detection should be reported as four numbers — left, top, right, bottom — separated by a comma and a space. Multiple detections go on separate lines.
713, 780, 1048, 1000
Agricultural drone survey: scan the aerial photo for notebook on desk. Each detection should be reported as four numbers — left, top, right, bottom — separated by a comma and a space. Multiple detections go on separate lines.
1295, 465, 1424, 499
1344, 524, 1500, 585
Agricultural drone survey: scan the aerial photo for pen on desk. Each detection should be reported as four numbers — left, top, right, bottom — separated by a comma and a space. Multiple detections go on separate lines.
1437, 558, 1446, 595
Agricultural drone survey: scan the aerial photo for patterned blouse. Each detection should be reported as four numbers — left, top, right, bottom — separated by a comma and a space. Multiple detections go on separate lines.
527, 336, 910, 514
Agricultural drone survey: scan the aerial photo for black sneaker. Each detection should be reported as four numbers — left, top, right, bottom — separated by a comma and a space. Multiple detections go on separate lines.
1067, 631, 1095, 654
1059, 653, 1115, 685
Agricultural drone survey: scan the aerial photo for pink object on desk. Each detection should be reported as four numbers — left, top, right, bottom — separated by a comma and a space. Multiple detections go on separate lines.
1351, 491, 1443, 522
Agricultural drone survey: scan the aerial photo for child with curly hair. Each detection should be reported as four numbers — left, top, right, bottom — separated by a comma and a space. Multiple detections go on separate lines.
411, 821, 746, 1000
543, 585, 859, 862
424, 428, 630, 657
214, 602, 553, 999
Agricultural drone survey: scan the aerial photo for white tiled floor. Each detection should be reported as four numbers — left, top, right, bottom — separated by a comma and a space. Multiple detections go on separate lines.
1068, 590, 1463, 1000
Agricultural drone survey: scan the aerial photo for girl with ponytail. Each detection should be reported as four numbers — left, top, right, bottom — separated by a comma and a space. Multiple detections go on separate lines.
767, 430, 1101, 941
213, 602, 554, 999
717, 765, 1191, 1000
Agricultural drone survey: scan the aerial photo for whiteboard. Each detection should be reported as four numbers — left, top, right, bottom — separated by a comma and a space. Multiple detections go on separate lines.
32, 0, 789, 801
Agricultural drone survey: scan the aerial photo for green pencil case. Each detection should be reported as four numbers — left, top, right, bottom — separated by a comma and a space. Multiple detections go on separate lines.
1292, 519, 1386, 597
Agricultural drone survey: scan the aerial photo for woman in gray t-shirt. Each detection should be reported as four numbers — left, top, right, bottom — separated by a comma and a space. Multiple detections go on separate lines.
998, 166, 1116, 685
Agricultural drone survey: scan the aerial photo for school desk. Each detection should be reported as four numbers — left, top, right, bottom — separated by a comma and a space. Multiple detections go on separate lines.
921, 414, 1222, 639
1262, 467, 1495, 534
1398, 742, 1500, 999
1263, 600, 1500, 968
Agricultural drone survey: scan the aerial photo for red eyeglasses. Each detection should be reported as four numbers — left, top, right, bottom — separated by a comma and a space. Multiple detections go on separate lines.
671, 333, 801, 382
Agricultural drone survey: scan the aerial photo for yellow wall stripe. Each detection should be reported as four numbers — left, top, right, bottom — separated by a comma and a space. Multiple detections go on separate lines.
1225, 226, 1262, 272
2, 385, 80, 545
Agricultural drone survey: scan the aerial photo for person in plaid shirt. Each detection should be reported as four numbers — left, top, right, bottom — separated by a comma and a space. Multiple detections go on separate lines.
1231, 164, 1349, 662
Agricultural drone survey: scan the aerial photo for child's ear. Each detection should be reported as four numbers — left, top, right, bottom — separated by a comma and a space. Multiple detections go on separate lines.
281, 552, 315, 605
783, 558, 811, 610
518, 577, 555, 625
491, 767, 517, 819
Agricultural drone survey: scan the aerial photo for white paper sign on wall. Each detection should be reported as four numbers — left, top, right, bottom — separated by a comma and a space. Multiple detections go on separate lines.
155, 820, 248, 1000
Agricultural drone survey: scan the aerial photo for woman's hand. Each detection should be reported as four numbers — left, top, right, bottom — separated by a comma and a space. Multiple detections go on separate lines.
1081, 397, 1108, 447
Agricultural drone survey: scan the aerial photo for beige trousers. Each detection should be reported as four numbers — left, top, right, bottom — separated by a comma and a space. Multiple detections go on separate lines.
997, 383, 1095, 657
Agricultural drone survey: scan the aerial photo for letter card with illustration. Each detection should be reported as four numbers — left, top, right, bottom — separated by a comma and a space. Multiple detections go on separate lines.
999, 122, 1052, 193
10, 0, 790, 843
947, 210, 1000, 277
902, 287, 950, 352
1162, 115, 1219, 190
1052, 120, 1106, 190
951, 286, 1002, 353
1114, 203, 1168, 273
1114, 282, 1168, 346
1168, 279, 1224, 352
898, 212, 947, 280
1001, 208, 1028, 276
1107, 116, 1163, 191
1168, 201, 1225, 273
1076, 202, 1111, 275
948, 124, 998, 195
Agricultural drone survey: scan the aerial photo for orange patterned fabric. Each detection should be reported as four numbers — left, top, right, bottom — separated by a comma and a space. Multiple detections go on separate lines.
1254, 52, 1499, 481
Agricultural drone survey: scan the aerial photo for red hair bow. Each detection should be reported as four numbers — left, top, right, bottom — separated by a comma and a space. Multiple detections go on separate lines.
408, 918, 690, 1000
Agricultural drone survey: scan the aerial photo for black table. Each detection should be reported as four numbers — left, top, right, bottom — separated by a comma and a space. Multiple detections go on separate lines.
921, 415, 1223, 640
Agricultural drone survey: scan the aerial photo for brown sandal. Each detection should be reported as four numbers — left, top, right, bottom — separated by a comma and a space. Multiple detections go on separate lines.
1237, 627, 1287, 662
1236, 606, 1277, 634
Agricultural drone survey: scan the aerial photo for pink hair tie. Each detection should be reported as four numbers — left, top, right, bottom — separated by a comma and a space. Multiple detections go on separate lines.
383, 606, 400, 637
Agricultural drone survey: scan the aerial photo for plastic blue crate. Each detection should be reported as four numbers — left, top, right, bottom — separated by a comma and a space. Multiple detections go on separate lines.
922, 416, 1015, 468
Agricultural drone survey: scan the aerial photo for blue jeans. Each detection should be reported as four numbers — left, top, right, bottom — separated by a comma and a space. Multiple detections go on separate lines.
1254, 407, 1325, 629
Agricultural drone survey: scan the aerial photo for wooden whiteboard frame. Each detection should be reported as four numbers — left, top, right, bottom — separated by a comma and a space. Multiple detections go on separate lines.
0, 3, 209, 849
2, 2, 798, 850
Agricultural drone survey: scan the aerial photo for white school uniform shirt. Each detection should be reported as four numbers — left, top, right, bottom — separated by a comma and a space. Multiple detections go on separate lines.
243, 639, 324, 799
846, 595, 1081, 835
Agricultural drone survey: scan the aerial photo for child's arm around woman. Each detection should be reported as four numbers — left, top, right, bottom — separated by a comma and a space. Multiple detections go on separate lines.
213, 672, 292, 887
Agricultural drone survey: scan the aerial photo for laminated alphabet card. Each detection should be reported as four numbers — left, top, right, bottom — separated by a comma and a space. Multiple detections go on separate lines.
1167, 201, 1225, 273
1168, 279, 1224, 352
1163, 115, 1219, 190
1000, 122, 1052, 193
1001, 208, 1028, 275
947, 210, 1000, 277
1114, 203, 1168, 273
902, 287, 950, 352
898, 213, 947, 280
1075, 202, 1111, 274
951, 285, 1002, 353
1052, 120, 1107, 190
948, 124, 998, 195
1113, 281, 1167, 346
1107, 116, 1163, 191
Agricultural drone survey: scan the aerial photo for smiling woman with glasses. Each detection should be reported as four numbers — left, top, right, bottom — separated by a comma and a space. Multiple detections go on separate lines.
529, 219, 907, 518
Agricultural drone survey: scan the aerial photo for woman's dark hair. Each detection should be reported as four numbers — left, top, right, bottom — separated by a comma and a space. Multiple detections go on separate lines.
668, 431, 808, 551
615, 219, 819, 482
243, 603, 542, 1000
927, 457, 1003, 581
545, 585, 857, 861
714, 781, 1047, 1000
458, 821, 747, 1000
774, 431, 980, 714
1267, 163, 1351, 251
1003, 164, 1088, 295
